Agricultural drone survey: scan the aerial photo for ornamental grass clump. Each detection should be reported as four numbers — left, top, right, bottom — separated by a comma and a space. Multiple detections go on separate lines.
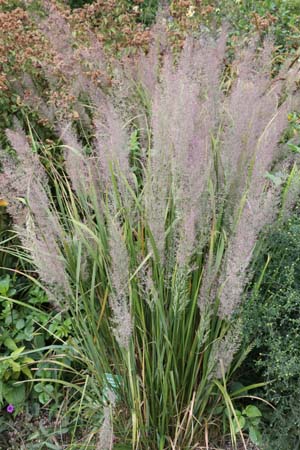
1, 10, 299, 448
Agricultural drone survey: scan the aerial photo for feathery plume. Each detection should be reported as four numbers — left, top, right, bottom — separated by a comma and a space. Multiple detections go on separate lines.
108, 217, 132, 349
93, 98, 132, 194
219, 187, 279, 318
96, 390, 116, 450
213, 320, 243, 379
3, 126, 70, 304
59, 123, 91, 196
143, 90, 171, 262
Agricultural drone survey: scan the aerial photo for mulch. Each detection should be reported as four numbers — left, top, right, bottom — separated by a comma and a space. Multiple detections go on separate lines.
197, 439, 260, 450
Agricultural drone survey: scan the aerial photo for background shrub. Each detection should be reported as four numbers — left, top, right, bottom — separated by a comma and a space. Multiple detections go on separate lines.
242, 210, 300, 450
68, 0, 93, 8
0, 272, 81, 449
217, 0, 300, 51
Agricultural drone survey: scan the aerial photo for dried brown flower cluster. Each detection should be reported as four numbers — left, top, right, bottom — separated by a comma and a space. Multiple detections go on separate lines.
70, 0, 151, 52
0, 5, 47, 91
252, 11, 277, 34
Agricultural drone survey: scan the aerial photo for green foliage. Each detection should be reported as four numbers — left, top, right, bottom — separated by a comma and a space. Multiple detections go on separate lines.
33, 382, 55, 405
0, 275, 72, 412
136, 0, 159, 25
243, 211, 300, 449
217, 0, 300, 52
0, 274, 85, 448
0, 94, 21, 154
68, 0, 159, 25
68, 0, 93, 8
231, 405, 263, 446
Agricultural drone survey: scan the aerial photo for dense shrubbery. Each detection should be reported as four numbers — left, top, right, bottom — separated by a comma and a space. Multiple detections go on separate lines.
0, 272, 78, 447
243, 210, 300, 449
217, 0, 300, 48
